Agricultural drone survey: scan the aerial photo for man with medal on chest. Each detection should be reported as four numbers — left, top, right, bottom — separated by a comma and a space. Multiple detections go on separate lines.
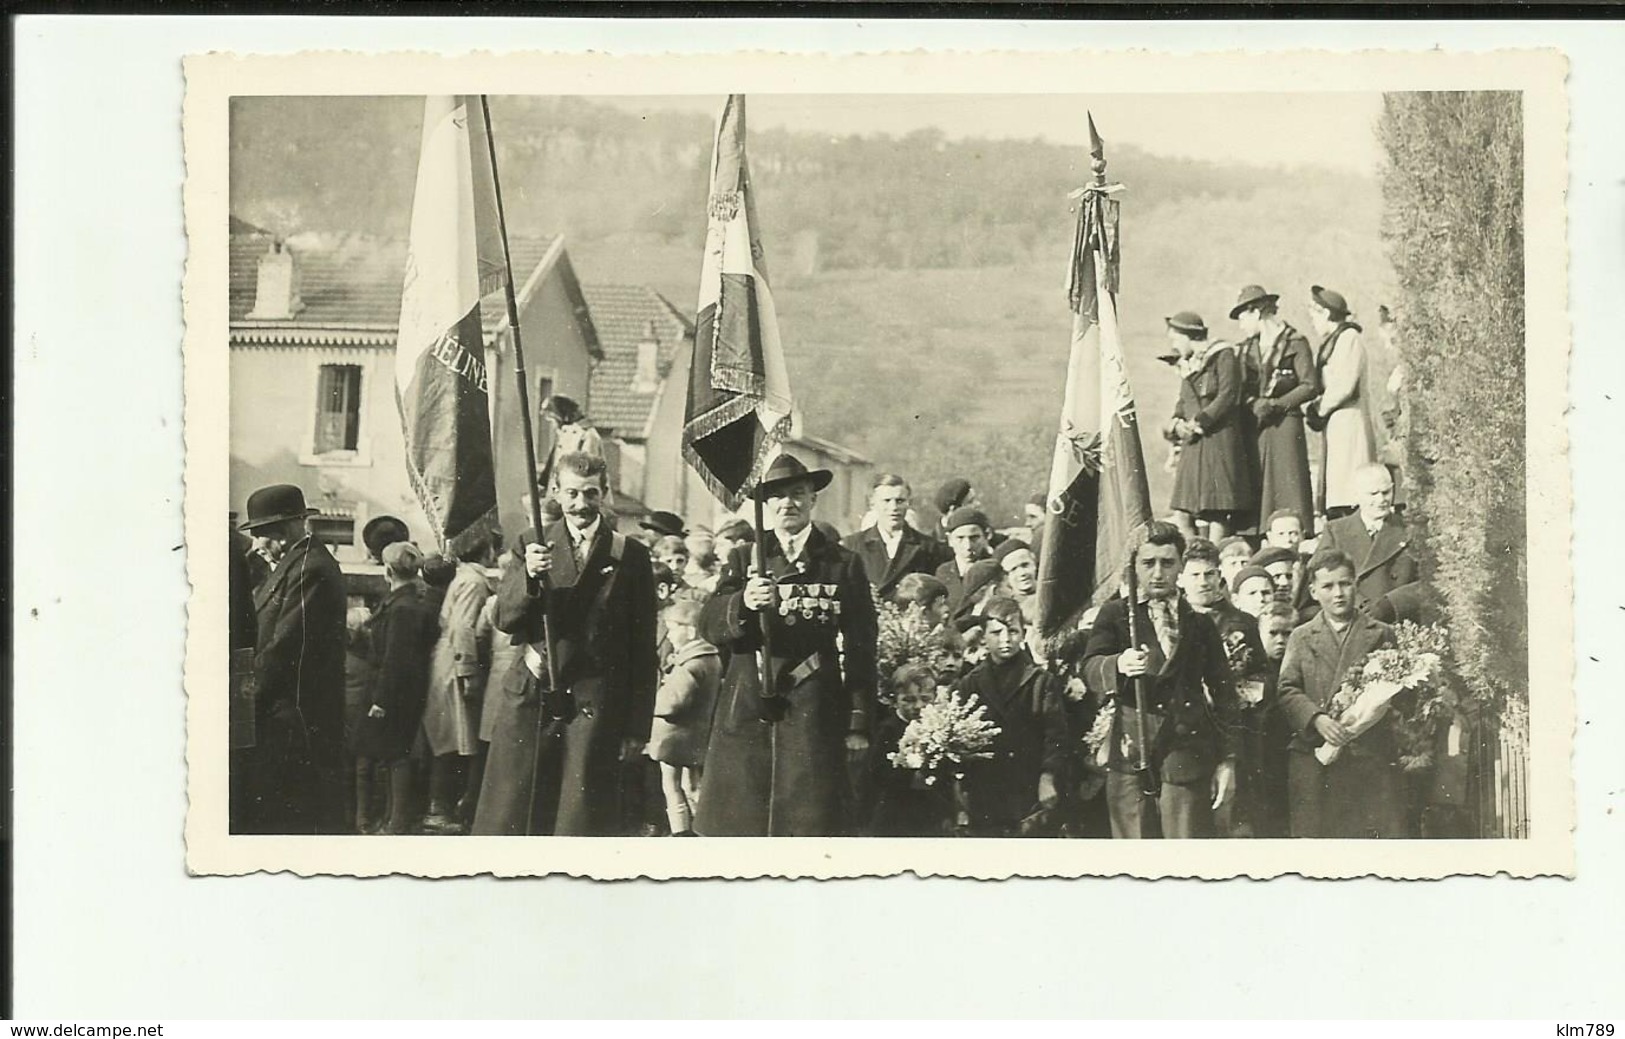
695, 454, 880, 837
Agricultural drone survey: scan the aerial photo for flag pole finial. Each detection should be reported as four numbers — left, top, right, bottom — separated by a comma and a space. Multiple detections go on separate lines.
1087, 112, 1107, 186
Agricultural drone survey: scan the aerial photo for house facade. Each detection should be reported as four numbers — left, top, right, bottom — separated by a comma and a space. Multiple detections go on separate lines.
228, 221, 600, 559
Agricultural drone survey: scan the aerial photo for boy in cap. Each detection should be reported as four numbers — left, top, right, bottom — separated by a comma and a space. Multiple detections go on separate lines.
934, 506, 994, 612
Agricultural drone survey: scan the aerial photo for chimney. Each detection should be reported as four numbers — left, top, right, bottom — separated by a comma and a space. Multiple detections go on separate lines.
247, 239, 303, 320
631, 320, 660, 393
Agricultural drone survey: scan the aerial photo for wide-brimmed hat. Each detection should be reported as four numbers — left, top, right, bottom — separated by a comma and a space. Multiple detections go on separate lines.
640, 510, 689, 538
1165, 311, 1208, 338
753, 453, 833, 500
1229, 284, 1280, 320
239, 484, 319, 531
1310, 284, 1352, 320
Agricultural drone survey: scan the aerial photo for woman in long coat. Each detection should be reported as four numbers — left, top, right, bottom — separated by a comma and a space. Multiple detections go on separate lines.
1232, 285, 1320, 537
1162, 310, 1256, 540
1306, 285, 1378, 518
420, 553, 493, 831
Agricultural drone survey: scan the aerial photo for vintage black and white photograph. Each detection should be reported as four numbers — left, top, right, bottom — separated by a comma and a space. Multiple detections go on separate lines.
182, 48, 1571, 877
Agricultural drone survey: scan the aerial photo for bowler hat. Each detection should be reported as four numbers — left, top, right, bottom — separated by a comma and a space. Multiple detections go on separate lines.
1165, 311, 1208, 338
362, 515, 411, 561
1310, 284, 1353, 321
640, 510, 689, 538
239, 484, 319, 531
1229, 284, 1280, 321
753, 453, 833, 500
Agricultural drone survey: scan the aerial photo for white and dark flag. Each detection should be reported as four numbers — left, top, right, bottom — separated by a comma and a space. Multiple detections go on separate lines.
1035, 116, 1154, 639
681, 94, 796, 511
395, 94, 505, 544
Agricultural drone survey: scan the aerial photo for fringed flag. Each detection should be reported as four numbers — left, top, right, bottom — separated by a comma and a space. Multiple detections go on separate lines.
1035, 114, 1154, 640
395, 95, 505, 545
681, 94, 795, 511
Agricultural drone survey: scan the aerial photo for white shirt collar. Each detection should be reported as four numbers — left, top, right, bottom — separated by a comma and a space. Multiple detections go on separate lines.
567, 514, 601, 546
780, 524, 812, 563
877, 524, 904, 557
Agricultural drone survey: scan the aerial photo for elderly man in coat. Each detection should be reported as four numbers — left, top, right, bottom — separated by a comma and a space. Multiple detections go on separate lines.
474, 452, 659, 837
696, 453, 880, 837
1277, 548, 1406, 838
842, 473, 951, 600
236, 484, 348, 835
1317, 463, 1419, 616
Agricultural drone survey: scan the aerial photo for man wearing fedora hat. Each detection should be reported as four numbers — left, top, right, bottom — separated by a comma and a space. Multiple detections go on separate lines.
639, 510, 689, 543
1232, 284, 1319, 537
695, 453, 879, 837
1305, 284, 1378, 520
235, 483, 348, 834
476, 451, 659, 837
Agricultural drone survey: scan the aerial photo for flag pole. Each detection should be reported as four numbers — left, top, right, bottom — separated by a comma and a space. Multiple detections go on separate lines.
478, 95, 560, 836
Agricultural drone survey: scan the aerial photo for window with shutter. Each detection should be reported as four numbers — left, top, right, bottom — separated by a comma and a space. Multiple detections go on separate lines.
313, 364, 362, 454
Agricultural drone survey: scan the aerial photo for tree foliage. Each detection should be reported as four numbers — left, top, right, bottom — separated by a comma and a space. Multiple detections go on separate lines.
1378, 91, 1527, 721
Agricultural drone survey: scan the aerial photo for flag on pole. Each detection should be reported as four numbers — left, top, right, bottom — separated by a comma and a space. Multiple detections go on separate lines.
682, 94, 795, 511
1035, 115, 1154, 640
395, 95, 506, 545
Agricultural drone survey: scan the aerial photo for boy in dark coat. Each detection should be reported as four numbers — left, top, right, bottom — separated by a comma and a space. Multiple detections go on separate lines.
1277, 549, 1405, 838
1082, 522, 1242, 839
954, 597, 1069, 836
352, 542, 438, 835
696, 454, 879, 837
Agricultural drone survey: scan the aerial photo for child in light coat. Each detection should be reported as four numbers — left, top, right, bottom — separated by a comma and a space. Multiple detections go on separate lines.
645, 599, 722, 836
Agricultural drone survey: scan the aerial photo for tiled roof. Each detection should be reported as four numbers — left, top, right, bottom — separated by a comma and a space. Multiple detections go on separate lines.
228, 229, 562, 335
581, 283, 693, 440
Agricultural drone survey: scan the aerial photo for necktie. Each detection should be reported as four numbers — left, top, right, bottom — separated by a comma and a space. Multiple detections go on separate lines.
1150, 600, 1178, 660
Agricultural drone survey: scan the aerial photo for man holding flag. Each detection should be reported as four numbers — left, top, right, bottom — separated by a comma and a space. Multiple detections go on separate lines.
681, 96, 878, 836
1037, 117, 1238, 838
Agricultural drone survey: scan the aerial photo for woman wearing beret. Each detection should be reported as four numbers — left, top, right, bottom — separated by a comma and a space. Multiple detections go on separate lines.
1232, 285, 1319, 537
1161, 311, 1256, 541
1305, 285, 1378, 520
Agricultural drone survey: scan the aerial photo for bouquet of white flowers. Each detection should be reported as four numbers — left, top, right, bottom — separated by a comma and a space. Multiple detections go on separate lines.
874, 593, 960, 704
1318, 622, 1448, 768
888, 690, 1002, 784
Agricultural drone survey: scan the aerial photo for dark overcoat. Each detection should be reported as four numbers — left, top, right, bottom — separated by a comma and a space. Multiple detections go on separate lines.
351, 583, 438, 762
1170, 343, 1257, 515
1241, 323, 1320, 533
238, 534, 347, 834
842, 524, 952, 600
954, 656, 1070, 835
694, 524, 879, 837
1081, 597, 1241, 786
473, 518, 659, 836
1276, 611, 1405, 838
1318, 514, 1420, 613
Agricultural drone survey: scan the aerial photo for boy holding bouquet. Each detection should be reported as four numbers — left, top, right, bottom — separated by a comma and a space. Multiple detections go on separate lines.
1277, 549, 1404, 838
954, 597, 1069, 836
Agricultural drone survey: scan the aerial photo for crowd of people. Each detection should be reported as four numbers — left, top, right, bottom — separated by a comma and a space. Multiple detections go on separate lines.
227, 283, 1441, 841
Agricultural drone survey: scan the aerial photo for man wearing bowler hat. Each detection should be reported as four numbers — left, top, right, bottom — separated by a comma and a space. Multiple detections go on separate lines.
1232, 283, 1319, 537
236, 483, 348, 834
695, 453, 879, 836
